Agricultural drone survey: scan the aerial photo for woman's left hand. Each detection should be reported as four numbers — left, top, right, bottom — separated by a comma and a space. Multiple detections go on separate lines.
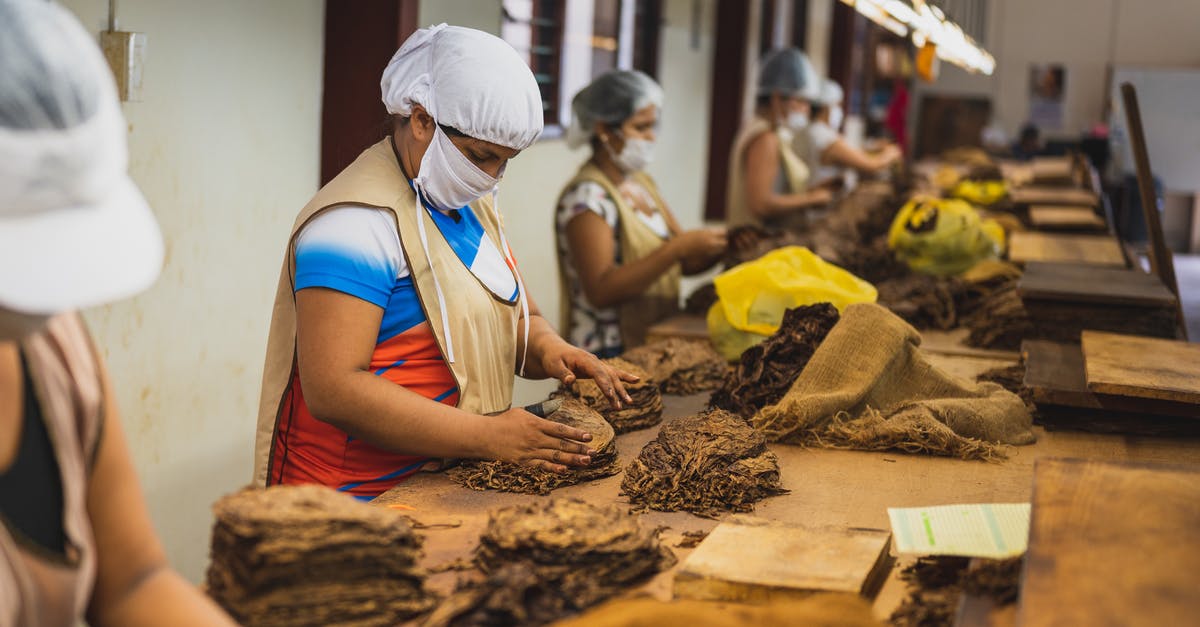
541, 342, 638, 409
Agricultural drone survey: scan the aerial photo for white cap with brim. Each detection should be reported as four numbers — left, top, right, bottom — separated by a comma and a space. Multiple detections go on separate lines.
0, 0, 162, 315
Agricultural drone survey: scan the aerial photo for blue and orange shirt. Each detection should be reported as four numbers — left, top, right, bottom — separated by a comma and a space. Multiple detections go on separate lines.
267, 202, 519, 499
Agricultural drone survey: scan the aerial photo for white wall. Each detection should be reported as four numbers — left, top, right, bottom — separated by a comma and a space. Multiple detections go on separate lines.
912, 0, 1200, 139
419, 0, 718, 405
59, 0, 324, 582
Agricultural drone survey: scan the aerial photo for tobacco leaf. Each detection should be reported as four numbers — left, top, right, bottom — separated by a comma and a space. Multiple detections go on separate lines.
562, 358, 664, 433
621, 338, 730, 395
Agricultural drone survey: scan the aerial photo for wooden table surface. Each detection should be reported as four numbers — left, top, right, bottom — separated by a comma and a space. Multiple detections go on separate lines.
375, 352, 1200, 622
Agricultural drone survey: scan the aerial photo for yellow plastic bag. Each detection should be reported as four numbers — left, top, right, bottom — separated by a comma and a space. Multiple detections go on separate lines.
706, 247, 877, 361
950, 179, 1008, 206
887, 196, 1006, 277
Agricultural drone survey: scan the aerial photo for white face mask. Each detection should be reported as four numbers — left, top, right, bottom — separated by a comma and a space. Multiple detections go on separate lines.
414, 125, 500, 212
786, 110, 810, 130
607, 135, 655, 173
828, 105, 844, 130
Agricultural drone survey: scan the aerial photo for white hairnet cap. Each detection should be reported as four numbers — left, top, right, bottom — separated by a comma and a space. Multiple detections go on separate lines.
381, 24, 544, 150
816, 78, 844, 107
758, 48, 820, 101
0, 0, 162, 314
565, 70, 663, 149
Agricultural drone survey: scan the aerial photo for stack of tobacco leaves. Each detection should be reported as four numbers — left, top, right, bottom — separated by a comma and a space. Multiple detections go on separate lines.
206, 485, 434, 627
876, 273, 967, 331
622, 409, 787, 518
425, 498, 676, 626
621, 338, 730, 395
890, 556, 1023, 626
710, 304, 840, 419
976, 362, 1034, 412
963, 280, 1032, 350
446, 400, 620, 495
564, 357, 663, 433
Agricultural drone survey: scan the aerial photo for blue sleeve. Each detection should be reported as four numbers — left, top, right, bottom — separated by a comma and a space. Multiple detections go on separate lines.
293, 207, 403, 308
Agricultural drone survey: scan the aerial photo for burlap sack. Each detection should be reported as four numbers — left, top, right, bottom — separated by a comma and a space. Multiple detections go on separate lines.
753, 303, 1034, 459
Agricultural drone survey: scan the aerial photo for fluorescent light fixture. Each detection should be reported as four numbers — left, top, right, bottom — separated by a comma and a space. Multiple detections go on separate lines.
838, 0, 995, 75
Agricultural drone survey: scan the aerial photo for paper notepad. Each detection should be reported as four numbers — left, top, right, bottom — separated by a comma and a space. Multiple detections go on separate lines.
887, 503, 1030, 558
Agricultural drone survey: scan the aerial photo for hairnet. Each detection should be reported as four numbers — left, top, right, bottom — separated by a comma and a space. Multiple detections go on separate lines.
381, 24, 544, 151
757, 48, 820, 100
815, 78, 844, 107
0, 0, 162, 314
565, 70, 663, 149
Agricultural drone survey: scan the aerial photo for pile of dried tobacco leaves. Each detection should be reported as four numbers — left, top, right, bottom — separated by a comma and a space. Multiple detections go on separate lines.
423, 498, 675, 626
621, 338, 729, 395
206, 485, 434, 627
562, 357, 663, 433
622, 409, 787, 517
890, 555, 1023, 626
710, 304, 840, 419
447, 400, 620, 495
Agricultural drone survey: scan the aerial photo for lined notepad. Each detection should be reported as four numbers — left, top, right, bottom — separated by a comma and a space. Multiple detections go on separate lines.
887, 503, 1031, 558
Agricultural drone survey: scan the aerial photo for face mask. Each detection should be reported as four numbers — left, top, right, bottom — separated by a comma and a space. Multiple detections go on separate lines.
414, 125, 500, 212
606, 135, 655, 173
786, 110, 810, 130
829, 105, 844, 130
0, 309, 51, 340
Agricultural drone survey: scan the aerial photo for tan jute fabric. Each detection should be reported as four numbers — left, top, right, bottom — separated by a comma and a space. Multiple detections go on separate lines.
253, 139, 519, 486
726, 116, 811, 229
2, 314, 104, 627
557, 163, 681, 349
753, 303, 1035, 459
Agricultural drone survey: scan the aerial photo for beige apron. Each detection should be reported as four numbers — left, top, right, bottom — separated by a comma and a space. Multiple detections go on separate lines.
726, 116, 811, 229
557, 163, 681, 349
253, 139, 519, 486
2, 314, 103, 627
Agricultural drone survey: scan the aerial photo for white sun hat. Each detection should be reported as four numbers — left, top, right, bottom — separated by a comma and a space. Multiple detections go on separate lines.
0, 0, 163, 315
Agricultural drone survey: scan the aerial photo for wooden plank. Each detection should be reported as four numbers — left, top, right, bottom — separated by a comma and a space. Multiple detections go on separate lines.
1027, 205, 1105, 231
644, 314, 709, 344
1022, 339, 1199, 418
1007, 232, 1126, 267
920, 328, 1021, 361
1017, 262, 1177, 307
1028, 156, 1075, 185
1008, 186, 1098, 207
1017, 458, 1200, 627
673, 517, 893, 603
1082, 330, 1200, 404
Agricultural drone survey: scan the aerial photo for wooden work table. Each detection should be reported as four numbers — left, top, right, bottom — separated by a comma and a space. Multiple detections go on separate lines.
375, 351, 1200, 623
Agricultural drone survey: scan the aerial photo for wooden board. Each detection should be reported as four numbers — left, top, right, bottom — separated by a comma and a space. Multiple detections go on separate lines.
1016, 458, 1200, 627
1008, 186, 1098, 207
1022, 339, 1199, 419
1082, 330, 1200, 404
1027, 205, 1105, 231
1028, 156, 1075, 185
920, 328, 1021, 361
1007, 232, 1126, 267
1017, 262, 1177, 307
644, 314, 709, 344
673, 517, 893, 603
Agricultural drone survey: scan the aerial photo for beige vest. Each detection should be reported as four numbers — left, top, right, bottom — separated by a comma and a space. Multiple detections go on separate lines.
726, 116, 811, 229
253, 139, 519, 486
557, 163, 681, 349
2, 314, 103, 627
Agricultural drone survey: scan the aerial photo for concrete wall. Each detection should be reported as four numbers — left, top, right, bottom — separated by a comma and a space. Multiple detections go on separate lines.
419, 0, 718, 405
59, 0, 325, 582
912, 0, 1200, 139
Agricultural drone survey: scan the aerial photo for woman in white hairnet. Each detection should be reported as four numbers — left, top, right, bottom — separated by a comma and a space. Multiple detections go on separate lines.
0, 2, 235, 625
727, 48, 834, 230
555, 70, 726, 357
799, 78, 902, 186
255, 25, 635, 498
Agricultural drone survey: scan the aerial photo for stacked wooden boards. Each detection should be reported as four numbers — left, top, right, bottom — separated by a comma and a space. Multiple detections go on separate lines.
1017, 458, 1200, 626
1007, 232, 1126, 266
1016, 262, 1179, 343
1027, 205, 1106, 231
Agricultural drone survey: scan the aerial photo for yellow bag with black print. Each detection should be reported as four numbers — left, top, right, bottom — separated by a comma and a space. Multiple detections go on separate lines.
888, 196, 1006, 276
950, 179, 1008, 206
706, 247, 877, 361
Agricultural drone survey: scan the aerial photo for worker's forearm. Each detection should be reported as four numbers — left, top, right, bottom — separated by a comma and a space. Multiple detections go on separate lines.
754, 192, 827, 217
92, 567, 236, 627
518, 314, 566, 379
579, 242, 681, 309
302, 369, 491, 459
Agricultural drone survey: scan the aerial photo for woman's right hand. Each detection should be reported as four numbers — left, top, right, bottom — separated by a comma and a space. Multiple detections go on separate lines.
672, 227, 728, 261
481, 407, 594, 473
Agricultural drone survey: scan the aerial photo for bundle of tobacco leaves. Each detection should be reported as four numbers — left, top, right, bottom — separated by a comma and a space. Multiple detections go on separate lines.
834, 236, 912, 285
683, 282, 718, 315
206, 485, 434, 627
976, 362, 1034, 412
621, 338, 730, 395
722, 225, 807, 268
622, 409, 788, 518
710, 304, 840, 419
889, 555, 1024, 627
447, 400, 620, 495
424, 499, 676, 626
877, 273, 968, 331
561, 357, 663, 433
963, 281, 1033, 350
